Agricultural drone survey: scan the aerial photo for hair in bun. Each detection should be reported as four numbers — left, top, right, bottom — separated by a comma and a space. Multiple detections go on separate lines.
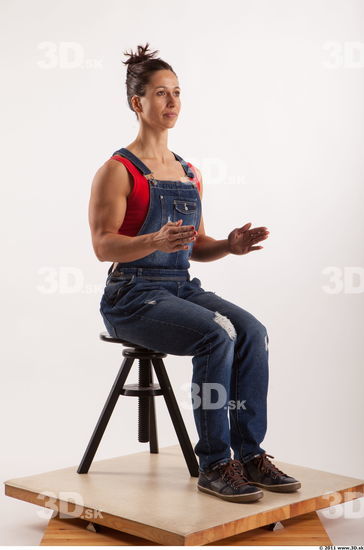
122, 42, 176, 119
123, 42, 159, 68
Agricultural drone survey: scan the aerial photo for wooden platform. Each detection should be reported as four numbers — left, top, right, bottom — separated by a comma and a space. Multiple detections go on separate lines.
40, 510, 331, 545
4, 444, 364, 546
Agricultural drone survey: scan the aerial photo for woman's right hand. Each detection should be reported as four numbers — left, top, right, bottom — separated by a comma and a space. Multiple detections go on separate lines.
152, 219, 197, 253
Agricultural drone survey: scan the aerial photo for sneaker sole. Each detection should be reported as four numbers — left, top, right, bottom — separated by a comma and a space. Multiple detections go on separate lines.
248, 480, 301, 492
197, 483, 264, 502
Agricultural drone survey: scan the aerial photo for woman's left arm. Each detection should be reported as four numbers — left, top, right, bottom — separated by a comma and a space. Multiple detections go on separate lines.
190, 168, 230, 262
190, 168, 269, 262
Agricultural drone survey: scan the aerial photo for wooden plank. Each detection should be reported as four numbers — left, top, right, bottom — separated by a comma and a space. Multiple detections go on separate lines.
39, 511, 331, 546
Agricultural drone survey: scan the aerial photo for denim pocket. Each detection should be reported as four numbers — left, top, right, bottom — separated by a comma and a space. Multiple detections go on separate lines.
173, 199, 197, 215
103, 276, 137, 307
173, 199, 197, 226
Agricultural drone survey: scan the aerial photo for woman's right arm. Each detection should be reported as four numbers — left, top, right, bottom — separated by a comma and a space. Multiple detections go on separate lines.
88, 160, 158, 263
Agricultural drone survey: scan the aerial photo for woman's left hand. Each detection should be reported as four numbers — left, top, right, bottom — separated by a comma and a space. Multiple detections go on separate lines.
227, 222, 270, 255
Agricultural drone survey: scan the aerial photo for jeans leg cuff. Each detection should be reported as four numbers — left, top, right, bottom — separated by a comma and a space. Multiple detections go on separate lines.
241, 452, 264, 464
200, 457, 231, 473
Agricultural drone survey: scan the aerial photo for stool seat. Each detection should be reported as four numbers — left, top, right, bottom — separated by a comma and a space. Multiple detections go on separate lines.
99, 331, 148, 349
99, 331, 166, 358
77, 331, 199, 477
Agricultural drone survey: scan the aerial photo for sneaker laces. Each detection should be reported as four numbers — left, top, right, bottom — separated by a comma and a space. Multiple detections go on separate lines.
253, 453, 287, 479
215, 459, 250, 489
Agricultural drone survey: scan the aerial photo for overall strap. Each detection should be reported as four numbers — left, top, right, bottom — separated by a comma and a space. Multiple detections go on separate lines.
172, 152, 195, 178
112, 147, 195, 179
112, 148, 152, 176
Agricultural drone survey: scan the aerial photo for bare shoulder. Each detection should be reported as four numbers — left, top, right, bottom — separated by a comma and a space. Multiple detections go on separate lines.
88, 158, 132, 260
91, 157, 132, 198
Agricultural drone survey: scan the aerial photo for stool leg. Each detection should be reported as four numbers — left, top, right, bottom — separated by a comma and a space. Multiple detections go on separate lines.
148, 367, 158, 454
137, 358, 159, 452
77, 356, 135, 474
151, 357, 199, 477
138, 359, 151, 443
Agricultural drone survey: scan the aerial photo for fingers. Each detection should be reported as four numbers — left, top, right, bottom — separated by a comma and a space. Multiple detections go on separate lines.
238, 223, 269, 235
248, 227, 269, 234
162, 219, 197, 250
245, 226, 269, 250
166, 220, 193, 233
248, 228, 270, 241
169, 224, 195, 233
171, 233, 196, 245
239, 222, 252, 230
252, 233, 269, 242
169, 225, 197, 243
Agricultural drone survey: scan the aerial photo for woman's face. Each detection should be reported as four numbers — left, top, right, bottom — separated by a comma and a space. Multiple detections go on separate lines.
134, 69, 181, 129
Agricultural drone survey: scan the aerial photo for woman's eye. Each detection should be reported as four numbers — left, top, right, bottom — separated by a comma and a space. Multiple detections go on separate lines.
157, 91, 180, 96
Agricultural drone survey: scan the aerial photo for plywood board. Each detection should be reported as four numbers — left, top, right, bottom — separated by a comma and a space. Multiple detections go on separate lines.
4, 445, 363, 546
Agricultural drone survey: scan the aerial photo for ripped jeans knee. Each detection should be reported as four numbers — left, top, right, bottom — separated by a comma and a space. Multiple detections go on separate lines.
213, 311, 237, 340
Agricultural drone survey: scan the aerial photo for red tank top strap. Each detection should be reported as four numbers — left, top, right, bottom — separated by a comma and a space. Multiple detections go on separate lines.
186, 162, 201, 192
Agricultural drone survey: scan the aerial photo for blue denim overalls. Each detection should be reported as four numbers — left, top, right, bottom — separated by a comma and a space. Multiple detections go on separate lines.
107, 147, 201, 274
100, 147, 269, 473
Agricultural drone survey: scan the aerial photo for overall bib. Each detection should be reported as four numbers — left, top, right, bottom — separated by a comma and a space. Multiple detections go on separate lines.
100, 147, 269, 472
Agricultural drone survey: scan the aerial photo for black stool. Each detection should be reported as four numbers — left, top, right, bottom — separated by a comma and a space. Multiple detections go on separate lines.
77, 331, 199, 477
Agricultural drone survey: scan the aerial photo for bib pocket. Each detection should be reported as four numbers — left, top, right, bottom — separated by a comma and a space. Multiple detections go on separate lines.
172, 199, 197, 225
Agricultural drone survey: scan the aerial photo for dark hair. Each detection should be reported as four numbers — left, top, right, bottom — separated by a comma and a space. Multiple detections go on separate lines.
122, 42, 176, 120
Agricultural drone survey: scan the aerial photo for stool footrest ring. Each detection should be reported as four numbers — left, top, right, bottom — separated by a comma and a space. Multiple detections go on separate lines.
120, 383, 163, 397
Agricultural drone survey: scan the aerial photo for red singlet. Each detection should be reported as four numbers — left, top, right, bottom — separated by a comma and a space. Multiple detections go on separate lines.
110, 154, 201, 236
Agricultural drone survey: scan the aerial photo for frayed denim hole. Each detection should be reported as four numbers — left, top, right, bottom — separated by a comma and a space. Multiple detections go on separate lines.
213, 311, 237, 341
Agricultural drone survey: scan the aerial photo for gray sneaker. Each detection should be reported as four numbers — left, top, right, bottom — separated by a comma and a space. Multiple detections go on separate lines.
197, 459, 264, 503
243, 452, 302, 492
